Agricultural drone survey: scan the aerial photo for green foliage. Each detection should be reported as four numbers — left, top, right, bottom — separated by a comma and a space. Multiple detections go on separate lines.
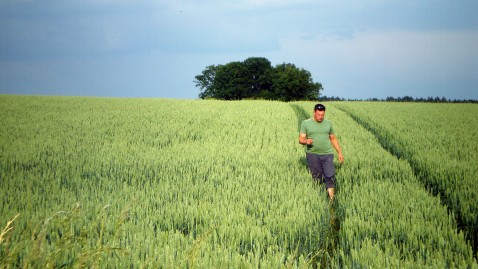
0, 95, 331, 268
194, 65, 218, 99
194, 57, 322, 101
293, 102, 477, 268
272, 63, 321, 102
1, 95, 476, 268
335, 102, 478, 254
0, 203, 130, 268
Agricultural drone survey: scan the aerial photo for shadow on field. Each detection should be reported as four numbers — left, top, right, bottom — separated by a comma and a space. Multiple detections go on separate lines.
290, 103, 341, 268
307, 192, 341, 269
336, 104, 478, 256
298, 156, 308, 167
289, 103, 310, 131
289, 104, 341, 268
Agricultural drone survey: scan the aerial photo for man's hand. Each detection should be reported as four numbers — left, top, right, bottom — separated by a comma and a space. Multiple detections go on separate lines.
299, 133, 313, 145
337, 152, 344, 164
329, 134, 344, 164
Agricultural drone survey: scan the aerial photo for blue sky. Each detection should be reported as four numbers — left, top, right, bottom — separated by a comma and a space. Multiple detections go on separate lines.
1, 0, 477, 100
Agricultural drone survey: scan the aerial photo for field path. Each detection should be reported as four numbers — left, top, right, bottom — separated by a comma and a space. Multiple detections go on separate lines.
335, 102, 478, 256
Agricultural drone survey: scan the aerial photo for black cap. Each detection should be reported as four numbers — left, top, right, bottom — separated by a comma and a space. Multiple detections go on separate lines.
314, 104, 326, 111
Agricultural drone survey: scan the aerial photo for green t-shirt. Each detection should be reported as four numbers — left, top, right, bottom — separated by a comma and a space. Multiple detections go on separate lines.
300, 118, 334, 155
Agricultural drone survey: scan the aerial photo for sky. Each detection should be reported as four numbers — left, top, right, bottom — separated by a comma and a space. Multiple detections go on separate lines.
1, 0, 477, 100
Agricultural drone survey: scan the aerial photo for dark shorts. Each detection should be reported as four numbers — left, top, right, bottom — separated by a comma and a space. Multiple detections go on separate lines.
306, 153, 336, 189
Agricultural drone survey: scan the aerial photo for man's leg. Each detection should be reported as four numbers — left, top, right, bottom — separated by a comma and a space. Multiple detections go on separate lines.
327, 188, 335, 200
306, 153, 323, 185
322, 154, 336, 200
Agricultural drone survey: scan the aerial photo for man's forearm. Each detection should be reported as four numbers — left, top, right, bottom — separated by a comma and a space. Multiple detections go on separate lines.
330, 137, 342, 154
299, 135, 312, 145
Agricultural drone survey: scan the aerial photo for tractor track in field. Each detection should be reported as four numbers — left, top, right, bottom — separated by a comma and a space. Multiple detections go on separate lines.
335, 104, 478, 257
289, 103, 341, 268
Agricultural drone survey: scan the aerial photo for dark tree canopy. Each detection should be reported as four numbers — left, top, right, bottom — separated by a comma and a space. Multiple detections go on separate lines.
195, 57, 322, 101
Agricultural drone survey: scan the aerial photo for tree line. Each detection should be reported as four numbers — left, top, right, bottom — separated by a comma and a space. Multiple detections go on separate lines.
194, 57, 322, 101
194, 57, 476, 103
319, 95, 477, 103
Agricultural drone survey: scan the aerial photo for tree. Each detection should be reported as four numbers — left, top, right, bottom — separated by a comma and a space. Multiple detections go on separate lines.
271, 63, 322, 101
242, 57, 273, 98
194, 57, 322, 101
195, 65, 219, 99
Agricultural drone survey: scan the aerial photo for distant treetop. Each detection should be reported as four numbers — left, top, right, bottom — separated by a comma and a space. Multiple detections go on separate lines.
194, 57, 323, 101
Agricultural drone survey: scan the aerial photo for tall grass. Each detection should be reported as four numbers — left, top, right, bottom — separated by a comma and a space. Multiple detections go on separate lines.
2, 95, 475, 268
335, 102, 478, 254
0, 95, 332, 268
292, 102, 476, 268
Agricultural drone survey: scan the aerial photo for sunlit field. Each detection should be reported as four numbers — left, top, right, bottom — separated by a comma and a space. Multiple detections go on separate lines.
1, 95, 476, 268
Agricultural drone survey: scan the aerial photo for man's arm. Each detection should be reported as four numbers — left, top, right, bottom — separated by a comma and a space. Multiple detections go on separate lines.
329, 134, 344, 164
299, 133, 313, 145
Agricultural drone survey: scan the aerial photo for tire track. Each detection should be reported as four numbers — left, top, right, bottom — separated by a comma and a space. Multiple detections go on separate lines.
289, 103, 340, 268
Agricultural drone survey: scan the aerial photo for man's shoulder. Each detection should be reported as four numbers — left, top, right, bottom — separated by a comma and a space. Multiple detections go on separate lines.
323, 119, 333, 128
302, 118, 332, 124
302, 119, 333, 130
301, 118, 315, 127
300, 118, 314, 133
302, 118, 315, 124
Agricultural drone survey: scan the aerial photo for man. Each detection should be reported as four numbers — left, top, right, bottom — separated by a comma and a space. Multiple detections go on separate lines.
299, 104, 344, 200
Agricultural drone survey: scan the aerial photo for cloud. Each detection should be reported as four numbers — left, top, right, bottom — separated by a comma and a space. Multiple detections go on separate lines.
1, 0, 287, 60
1, 0, 477, 100
275, 29, 478, 99
283, 29, 478, 74
4, 0, 476, 60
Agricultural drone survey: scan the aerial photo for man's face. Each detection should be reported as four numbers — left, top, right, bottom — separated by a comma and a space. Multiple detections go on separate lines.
314, 110, 325, 122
